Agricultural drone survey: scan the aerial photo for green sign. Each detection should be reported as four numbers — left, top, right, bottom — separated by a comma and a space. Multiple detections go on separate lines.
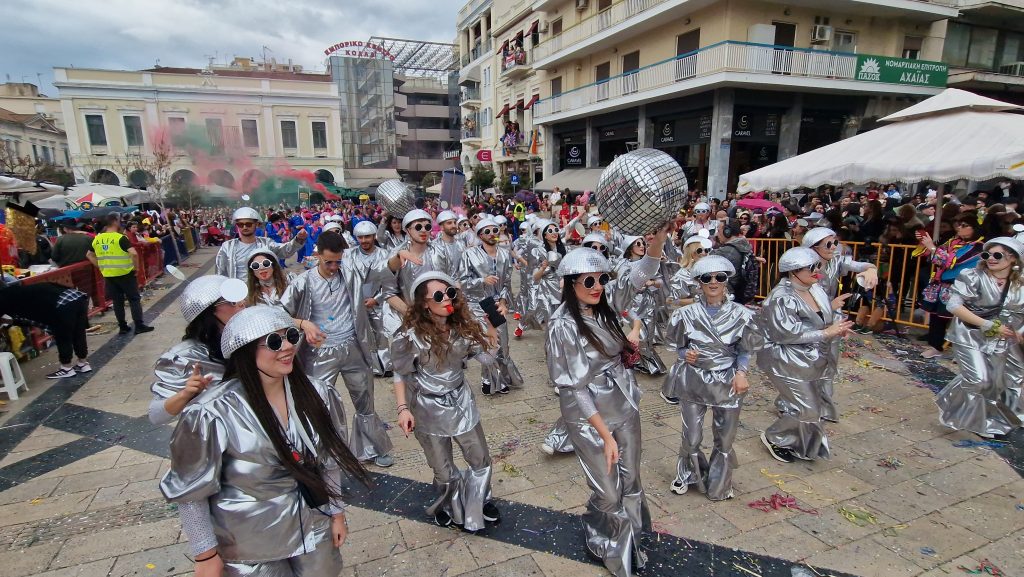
854, 55, 947, 88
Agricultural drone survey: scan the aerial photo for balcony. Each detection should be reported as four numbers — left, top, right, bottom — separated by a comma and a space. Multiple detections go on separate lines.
394, 92, 408, 111
460, 87, 482, 108
534, 41, 948, 122
396, 120, 409, 136
459, 39, 493, 83
500, 50, 531, 79
457, 0, 492, 30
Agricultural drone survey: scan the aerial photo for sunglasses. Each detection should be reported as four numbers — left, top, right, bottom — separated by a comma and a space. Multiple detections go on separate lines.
693, 247, 710, 255
801, 263, 823, 273
576, 273, 611, 289
698, 272, 729, 284
431, 286, 459, 302
408, 222, 430, 232
236, 221, 257, 228
694, 209, 710, 215
478, 227, 498, 236
817, 240, 839, 249
261, 327, 302, 351
981, 251, 1007, 261
249, 258, 274, 271
583, 243, 608, 256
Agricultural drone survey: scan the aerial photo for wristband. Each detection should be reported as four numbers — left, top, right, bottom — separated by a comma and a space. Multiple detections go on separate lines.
195, 552, 219, 563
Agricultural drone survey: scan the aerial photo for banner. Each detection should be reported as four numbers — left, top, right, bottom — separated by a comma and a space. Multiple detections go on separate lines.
476, 149, 493, 162
854, 55, 948, 88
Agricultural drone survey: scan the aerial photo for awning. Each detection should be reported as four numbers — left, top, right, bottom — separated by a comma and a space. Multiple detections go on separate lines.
528, 20, 539, 35
515, 98, 525, 109
524, 94, 540, 110
497, 40, 508, 55
515, 30, 524, 39
496, 104, 510, 118
534, 168, 604, 192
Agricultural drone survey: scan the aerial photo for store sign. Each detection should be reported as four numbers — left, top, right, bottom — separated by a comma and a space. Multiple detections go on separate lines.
657, 121, 675, 145
854, 56, 947, 87
443, 149, 461, 160
698, 115, 712, 140
324, 40, 397, 61
733, 111, 783, 142
565, 144, 585, 167
476, 149, 493, 162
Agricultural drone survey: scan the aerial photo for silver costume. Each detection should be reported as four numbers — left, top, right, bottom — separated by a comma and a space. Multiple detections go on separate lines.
936, 267, 1024, 436
532, 246, 564, 327
458, 244, 525, 391
758, 278, 841, 461
391, 327, 495, 531
215, 237, 301, 281
437, 237, 464, 274
344, 245, 399, 376
281, 269, 393, 461
615, 257, 667, 375
149, 340, 226, 425
375, 227, 406, 253
383, 241, 456, 334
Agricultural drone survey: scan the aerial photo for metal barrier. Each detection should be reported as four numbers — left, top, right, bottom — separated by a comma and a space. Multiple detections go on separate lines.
21, 261, 109, 317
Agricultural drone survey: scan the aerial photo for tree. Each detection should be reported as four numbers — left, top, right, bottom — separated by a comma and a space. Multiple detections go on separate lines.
0, 141, 74, 186
468, 165, 496, 193
421, 172, 441, 190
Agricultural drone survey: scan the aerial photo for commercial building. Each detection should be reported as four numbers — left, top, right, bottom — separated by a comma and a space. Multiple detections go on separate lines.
942, 0, 1024, 102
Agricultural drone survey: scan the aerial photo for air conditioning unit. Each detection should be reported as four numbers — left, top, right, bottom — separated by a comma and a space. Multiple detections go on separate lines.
811, 25, 833, 44
576, 0, 588, 10
539, 21, 549, 33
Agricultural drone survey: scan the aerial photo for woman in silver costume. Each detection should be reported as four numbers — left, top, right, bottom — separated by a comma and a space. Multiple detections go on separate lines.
666, 256, 759, 500
546, 227, 668, 577
148, 276, 246, 425
660, 233, 713, 406
531, 219, 567, 327
375, 214, 406, 252
511, 221, 540, 338
936, 237, 1024, 438
391, 271, 502, 529
160, 305, 370, 577
245, 249, 289, 307
758, 247, 853, 463
615, 235, 667, 376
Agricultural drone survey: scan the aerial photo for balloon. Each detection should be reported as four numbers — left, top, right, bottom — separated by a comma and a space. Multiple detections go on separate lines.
377, 180, 416, 217
595, 148, 688, 235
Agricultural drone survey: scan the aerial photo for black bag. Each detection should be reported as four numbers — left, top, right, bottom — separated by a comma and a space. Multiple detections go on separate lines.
479, 296, 507, 328
720, 244, 760, 305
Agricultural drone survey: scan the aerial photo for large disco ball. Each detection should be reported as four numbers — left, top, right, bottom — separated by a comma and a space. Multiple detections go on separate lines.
595, 148, 688, 235
377, 179, 416, 217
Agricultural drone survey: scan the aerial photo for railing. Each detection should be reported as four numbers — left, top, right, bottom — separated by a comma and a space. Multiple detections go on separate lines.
535, 41, 929, 118
501, 49, 529, 74
460, 87, 481, 103
532, 0, 668, 63
461, 39, 493, 67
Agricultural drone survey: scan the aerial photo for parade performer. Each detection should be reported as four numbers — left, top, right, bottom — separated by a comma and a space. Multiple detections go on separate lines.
666, 256, 759, 500
615, 235, 667, 375
531, 220, 566, 327
759, 247, 853, 463
680, 202, 718, 242
215, 207, 306, 280
661, 233, 713, 405
282, 231, 395, 467
375, 214, 406, 252
160, 305, 370, 577
391, 271, 502, 529
384, 209, 457, 335
435, 210, 464, 269
345, 220, 399, 377
511, 221, 540, 338
245, 249, 289, 307
936, 237, 1024, 438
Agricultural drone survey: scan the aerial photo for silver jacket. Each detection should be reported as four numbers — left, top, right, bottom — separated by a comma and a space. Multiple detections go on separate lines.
375, 228, 406, 253
151, 340, 225, 401
215, 237, 300, 280
281, 268, 371, 366
757, 278, 840, 382
668, 267, 696, 302
458, 245, 513, 307
437, 237, 464, 272
343, 246, 398, 307
944, 267, 1024, 350
820, 253, 871, 299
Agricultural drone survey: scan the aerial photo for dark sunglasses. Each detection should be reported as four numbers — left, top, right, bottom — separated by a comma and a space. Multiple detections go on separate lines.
693, 247, 710, 255
981, 251, 1007, 261
249, 258, 274, 271
408, 222, 430, 232
431, 286, 459, 302
802, 263, 823, 273
817, 240, 839, 249
262, 327, 302, 351
478, 227, 498, 236
577, 273, 611, 289
236, 221, 257, 228
698, 272, 729, 284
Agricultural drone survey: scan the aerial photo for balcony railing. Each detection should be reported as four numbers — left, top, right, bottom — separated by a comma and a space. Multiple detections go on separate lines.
460, 39, 493, 67
500, 49, 530, 77
532, 0, 668, 64
460, 87, 481, 103
535, 41, 946, 119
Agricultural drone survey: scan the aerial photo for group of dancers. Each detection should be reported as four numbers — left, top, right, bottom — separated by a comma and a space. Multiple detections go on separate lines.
151, 205, 1023, 577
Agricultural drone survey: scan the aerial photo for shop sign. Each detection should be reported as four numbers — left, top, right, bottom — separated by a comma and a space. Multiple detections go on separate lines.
564, 144, 585, 167
443, 149, 461, 160
732, 111, 783, 142
698, 115, 712, 140
476, 149, 493, 162
854, 56, 947, 87
324, 40, 397, 61
657, 121, 675, 145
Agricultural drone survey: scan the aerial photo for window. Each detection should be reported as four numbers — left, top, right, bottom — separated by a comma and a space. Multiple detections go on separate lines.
281, 120, 297, 149
622, 51, 640, 94
483, 66, 492, 87
967, 28, 998, 69
32, 144, 38, 161
167, 117, 185, 134
124, 116, 144, 147
834, 31, 856, 53
241, 119, 259, 148
551, 18, 562, 37
677, 29, 700, 55
312, 121, 328, 149
63, 148, 70, 166
205, 118, 223, 154
595, 61, 611, 101
41, 146, 51, 163
902, 36, 923, 60
551, 76, 562, 96
85, 114, 107, 146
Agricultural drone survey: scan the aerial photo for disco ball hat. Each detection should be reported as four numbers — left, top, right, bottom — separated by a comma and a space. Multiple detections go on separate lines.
802, 227, 838, 248
983, 236, 1024, 260
683, 232, 713, 249
221, 305, 296, 359
557, 247, 612, 277
378, 179, 416, 217
402, 209, 433, 229
353, 221, 378, 237
408, 271, 458, 302
232, 207, 261, 222
691, 255, 736, 278
181, 275, 237, 323
595, 148, 689, 236
436, 210, 458, 224
778, 247, 822, 273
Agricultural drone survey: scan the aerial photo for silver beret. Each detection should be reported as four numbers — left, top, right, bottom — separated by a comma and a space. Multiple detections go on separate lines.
778, 247, 821, 273
436, 210, 458, 224
180, 275, 243, 323
494, 215, 507, 225
984, 236, 1024, 260
232, 207, 261, 222
221, 305, 295, 358
684, 233, 713, 249
581, 232, 607, 246
557, 247, 611, 276
323, 222, 343, 233
695, 202, 711, 212
402, 209, 432, 229
691, 255, 736, 278
622, 235, 644, 250
801, 227, 837, 248
475, 218, 499, 234
353, 220, 377, 237
407, 270, 457, 302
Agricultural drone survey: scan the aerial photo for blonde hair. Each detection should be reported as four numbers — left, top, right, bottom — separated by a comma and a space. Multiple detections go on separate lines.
680, 242, 705, 269
978, 244, 1024, 288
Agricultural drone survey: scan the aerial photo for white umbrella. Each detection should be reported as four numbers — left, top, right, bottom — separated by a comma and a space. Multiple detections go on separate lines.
737, 88, 1024, 194
69, 182, 147, 206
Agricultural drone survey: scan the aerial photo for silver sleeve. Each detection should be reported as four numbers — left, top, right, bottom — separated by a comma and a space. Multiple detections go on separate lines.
178, 500, 219, 556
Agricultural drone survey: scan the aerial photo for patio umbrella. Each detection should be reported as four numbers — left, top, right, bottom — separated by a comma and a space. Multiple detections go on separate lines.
736, 198, 785, 212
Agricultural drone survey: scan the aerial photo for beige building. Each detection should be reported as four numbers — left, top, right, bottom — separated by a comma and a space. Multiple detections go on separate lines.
0, 106, 68, 170
0, 83, 65, 129
459, 0, 960, 197
941, 0, 1024, 100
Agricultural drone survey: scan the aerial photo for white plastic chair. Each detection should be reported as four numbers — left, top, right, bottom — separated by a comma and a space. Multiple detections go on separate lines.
0, 352, 28, 400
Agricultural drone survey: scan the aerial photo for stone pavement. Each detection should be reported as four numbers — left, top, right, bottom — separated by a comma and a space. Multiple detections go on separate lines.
0, 247, 1021, 577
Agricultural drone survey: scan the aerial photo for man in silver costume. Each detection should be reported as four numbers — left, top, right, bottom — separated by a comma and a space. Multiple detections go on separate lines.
680, 202, 718, 243
531, 219, 566, 327
215, 207, 306, 280
936, 237, 1024, 438
758, 247, 853, 463
383, 209, 457, 336
456, 212, 483, 250
282, 231, 395, 468
344, 220, 398, 377
435, 209, 464, 269
161, 305, 370, 577
391, 271, 502, 530
511, 220, 540, 338
666, 256, 759, 500
459, 218, 525, 395
546, 227, 668, 577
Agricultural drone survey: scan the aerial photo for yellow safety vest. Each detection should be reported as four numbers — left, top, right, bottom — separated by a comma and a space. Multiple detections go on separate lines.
92, 232, 134, 277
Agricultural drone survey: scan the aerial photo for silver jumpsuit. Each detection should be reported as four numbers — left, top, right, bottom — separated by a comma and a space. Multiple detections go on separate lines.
614, 257, 667, 376
148, 340, 225, 425
215, 237, 301, 281
661, 266, 698, 401
383, 241, 456, 336
391, 328, 496, 531
516, 237, 547, 330
281, 268, 394, 461
343, 245, 399, 376
375, 227, 405, 253
758, 278, 841, 461
815, 253, 872, 421
532, 247, 564, 327
666, 301, 758, 500
935, 268, 1024, 436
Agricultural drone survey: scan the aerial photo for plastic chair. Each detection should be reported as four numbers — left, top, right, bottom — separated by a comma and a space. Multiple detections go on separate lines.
0, 351, 28, 400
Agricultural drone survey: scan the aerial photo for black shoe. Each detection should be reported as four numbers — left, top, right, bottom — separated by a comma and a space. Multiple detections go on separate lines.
496, 384, 510, 395
135, 324, 155, 334
481, 381, 493, 395
483, 502, 500, 523
821, 416, 839, 423
660, 392, 679, 405
761, 432, 795, 463
118, 325, 132, 335
434, 509, 452, 527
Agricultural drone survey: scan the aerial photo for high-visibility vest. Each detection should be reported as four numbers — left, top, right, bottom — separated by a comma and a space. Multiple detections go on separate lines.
92, 232, 134, 277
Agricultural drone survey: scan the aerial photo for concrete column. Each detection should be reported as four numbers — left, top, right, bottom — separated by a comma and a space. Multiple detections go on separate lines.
261, 104, 277, 157
541, 124, 555, 178
586, 117, 599, 168
706, 88, 734, 200
638, 104, 653, 148
778, 93, 802, 161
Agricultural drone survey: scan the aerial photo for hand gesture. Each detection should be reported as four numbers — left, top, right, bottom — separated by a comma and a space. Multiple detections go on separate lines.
184, 364, 214, 399
857, 269, 879, 290
831, 294, 852, 311
398, 408, 415, 436
364, 297, 378, 308
627, 328, 641, 347
484, 275, 499, 286
301, 321, 327, 347
825, 320, 855, 339
399, 250, 423, 267
295, 229, 309, 243
602, 436, 620, 474
731, 371, 749, 395
685, 349, 700, 365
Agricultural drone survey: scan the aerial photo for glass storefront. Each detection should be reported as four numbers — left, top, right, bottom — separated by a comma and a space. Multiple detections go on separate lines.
330, 55, 397, 169
597, 124, 638, 167
727, 108, 782, 194
652, 112, 712, 192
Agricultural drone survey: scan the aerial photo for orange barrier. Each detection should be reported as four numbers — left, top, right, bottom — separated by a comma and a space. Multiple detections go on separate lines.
136, 242, 164, 287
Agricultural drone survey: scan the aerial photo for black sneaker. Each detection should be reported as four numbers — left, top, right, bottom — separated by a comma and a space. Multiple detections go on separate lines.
483, 502, 501, 523
47, 367, 77, 379
852, 324, 871, 334
118, 325, 132, 335
761, 432, 795, 463
660, 392, 679, 405
135, 324, 155, 334
481, 381, 493, 395
434, 509, 453, 527
497, 384, 510, 395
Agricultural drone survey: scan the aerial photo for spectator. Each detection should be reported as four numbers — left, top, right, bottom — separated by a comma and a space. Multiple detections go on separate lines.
0, 276, 91, 379
51, 221, 93, 268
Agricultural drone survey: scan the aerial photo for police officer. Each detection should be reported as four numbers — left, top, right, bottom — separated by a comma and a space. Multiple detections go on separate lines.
87, 213, 154, 335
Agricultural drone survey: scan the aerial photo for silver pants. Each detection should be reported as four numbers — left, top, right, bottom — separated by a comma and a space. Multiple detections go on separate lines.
765, 374, 831, 461
303, 340, 393, 460
936, 345, 1023, 437
414, 422, 493, 532
367, 309, 392, 376
482, 321, 525, 390
565, 412, 650, 577
675, 403, 740, 501
225, 533, 341, 577
634, 318, 667, 376
543, 416, 575, 453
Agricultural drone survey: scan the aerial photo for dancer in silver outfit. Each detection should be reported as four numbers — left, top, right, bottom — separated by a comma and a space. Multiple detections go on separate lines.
666, 256, 759, 500
759, 247, 853, 463
375, 214, 406, 252
215, 207, 306, 280
661, 234, 714, 405
546, 227, 668, 577
435, 210, 465, 270
160, 305, 370, 577
245, 248, 289, 307
511, 221, 541, 337
391, 271, 502, 530
615, 235, 667, 376
282, 231, 395, 467
936, 237, 1024, 437
345, 221, 399, 377
531, 219, 566, 327
384, 209, 457, 336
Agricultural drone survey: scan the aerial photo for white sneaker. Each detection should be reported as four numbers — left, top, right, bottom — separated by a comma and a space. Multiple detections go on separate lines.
540, 442, 555, 455
921, 347, 944, 359
670, 479, 688, 495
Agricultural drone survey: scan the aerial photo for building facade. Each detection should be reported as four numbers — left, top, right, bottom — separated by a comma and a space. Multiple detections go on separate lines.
396, 75, 463, 184
0, 106, 68, 170
942, 0, 1024, 103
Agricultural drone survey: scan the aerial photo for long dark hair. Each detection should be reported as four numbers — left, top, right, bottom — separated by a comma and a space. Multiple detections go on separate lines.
543, 224, 567, 255
183, 306, 225, 363
224, 342, 370, 501
560, 275, 628, 357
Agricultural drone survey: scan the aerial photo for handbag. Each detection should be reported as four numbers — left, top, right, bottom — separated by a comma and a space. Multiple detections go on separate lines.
621, 341, 641, 369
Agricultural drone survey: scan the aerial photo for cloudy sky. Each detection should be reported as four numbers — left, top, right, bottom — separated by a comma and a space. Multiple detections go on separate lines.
2, 0, 465, 95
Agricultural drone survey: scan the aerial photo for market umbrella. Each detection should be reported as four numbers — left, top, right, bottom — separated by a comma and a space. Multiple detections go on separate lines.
735, 198, 785, 212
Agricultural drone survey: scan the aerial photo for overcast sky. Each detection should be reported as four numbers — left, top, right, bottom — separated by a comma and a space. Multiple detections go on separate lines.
2, 0, 464, 96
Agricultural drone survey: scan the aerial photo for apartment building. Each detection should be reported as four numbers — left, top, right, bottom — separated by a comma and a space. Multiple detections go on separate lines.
942, 0, 1024, 102
396, 74, 463, 184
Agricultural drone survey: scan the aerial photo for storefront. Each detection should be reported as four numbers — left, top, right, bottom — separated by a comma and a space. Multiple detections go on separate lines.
652, 111, 712, 192
728, 108, 782, 194
597, 124, 638, 167
558, 132, 587, 172
798, 110, 846, 154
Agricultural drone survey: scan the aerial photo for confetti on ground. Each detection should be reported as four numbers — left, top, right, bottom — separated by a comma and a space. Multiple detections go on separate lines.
860, 406, 885, 414
502, 462, 523, 477
880, 523, 909, 537
494, 437, 523, 460
957, 559, 1004, 575
1016, 503, 1024, 511
145, 563, 156, 570
526, 417, 538, 424
28, 498, 42, 505
838, 506, 878, 526
747, 492, 818, 514
760, 468, 816, 495
952, 439, 1007, 449
877, 456, 904, 470
920, 546, 936, 556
